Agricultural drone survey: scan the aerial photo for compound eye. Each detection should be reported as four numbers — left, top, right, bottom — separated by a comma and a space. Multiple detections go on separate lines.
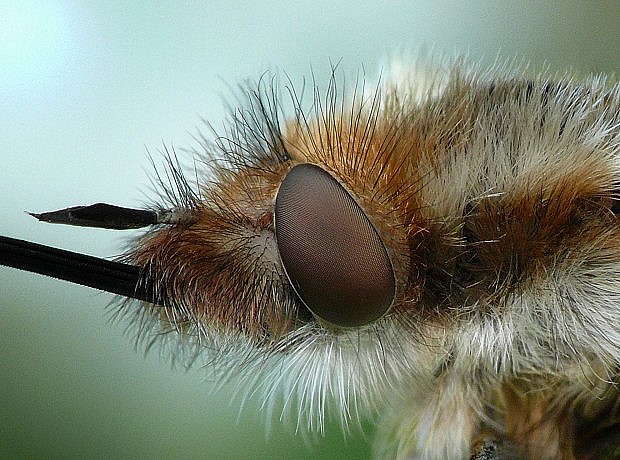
274, 163, 395, 327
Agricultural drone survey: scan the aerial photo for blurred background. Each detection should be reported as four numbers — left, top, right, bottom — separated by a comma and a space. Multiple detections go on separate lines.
1, 1, 619, 458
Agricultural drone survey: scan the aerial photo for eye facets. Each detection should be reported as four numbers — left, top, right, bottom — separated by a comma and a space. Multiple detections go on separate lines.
274, 163, 396, 327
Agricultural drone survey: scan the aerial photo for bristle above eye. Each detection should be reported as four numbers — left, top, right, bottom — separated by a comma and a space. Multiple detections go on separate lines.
611, 194, 620, 215
274, 163, 395, 327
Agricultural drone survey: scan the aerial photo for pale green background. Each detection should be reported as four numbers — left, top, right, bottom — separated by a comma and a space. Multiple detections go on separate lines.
1, 1, 619, 459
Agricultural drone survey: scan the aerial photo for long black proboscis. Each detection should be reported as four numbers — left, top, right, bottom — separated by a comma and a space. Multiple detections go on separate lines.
0, 235, 156, 303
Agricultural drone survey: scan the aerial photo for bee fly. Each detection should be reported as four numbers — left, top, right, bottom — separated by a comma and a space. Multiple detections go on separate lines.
2, 58, 619, 459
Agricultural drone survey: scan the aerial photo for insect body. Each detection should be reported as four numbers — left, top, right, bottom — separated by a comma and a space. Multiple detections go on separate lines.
2, 60, 620, 459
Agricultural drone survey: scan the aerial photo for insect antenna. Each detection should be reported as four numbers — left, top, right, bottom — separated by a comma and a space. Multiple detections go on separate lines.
0, 203, 171, 303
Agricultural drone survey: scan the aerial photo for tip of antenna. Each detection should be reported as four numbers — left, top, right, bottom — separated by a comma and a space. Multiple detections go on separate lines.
26, 211, 43, 220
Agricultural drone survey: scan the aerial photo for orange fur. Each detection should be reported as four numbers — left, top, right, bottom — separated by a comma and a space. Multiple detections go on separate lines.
126, 60, 620, 458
